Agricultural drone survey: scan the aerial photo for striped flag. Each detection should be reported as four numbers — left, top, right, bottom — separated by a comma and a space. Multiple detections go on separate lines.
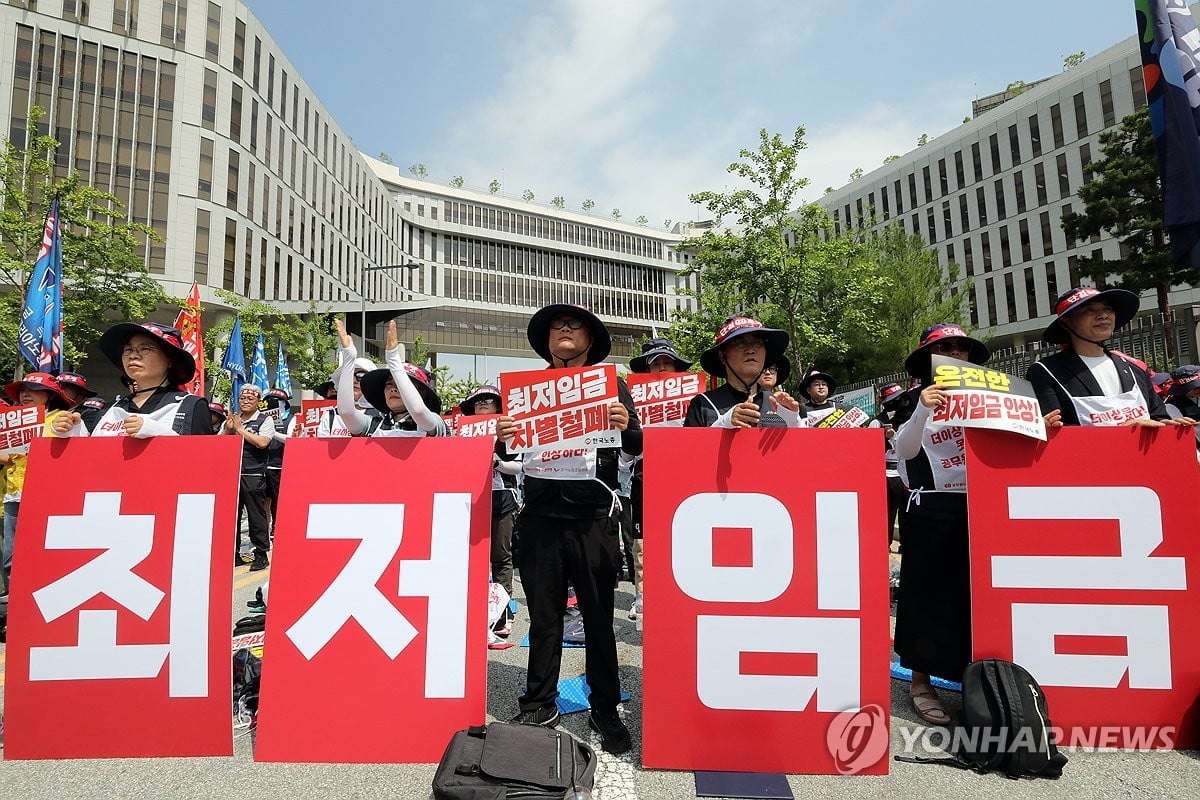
1136, 0, 1200, 267
172, 283, 206, 395
17, 198, 64, 372
250, 330, 270, 392
275, 337, 293, 395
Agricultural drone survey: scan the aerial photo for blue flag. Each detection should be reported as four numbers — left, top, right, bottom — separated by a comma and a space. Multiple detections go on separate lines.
275, 337, 293, 396
17, 198, 64, 372
1137, 0, 1200, 267
250, 330, 270, 392
221, 316, 247, 399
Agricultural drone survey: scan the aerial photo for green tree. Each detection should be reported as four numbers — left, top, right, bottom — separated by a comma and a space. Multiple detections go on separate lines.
408, 163, 428, 179
522, 189, 535, 202
635, 215, 648, 226
0, 108, 170, 378
582, 198, 595, 212
916, 133, 929, 147
205, 290, 338, 400
450, 176, 464, 188
378, 152, 394, 165
883, 155, 901, 164
1061, 108, 1187, 315
663, 218, 673, 230
1006, 80, 1028, 96
669, 126, 889, 386
611, 208, 622, 220
849, 167, 864, 181
551, 195, 565, 209
1063, 51, 1086, 70
488, 179, 501, 195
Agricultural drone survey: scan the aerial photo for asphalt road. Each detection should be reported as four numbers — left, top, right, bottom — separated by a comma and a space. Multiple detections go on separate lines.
2, 566, 1198, 800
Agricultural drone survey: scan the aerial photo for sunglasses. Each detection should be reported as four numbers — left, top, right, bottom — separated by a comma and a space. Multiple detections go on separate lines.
550, 318, 585, 331
930, 339, 970, 354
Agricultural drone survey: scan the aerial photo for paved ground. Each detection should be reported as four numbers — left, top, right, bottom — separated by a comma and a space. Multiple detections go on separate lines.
2, 564, 1198, 800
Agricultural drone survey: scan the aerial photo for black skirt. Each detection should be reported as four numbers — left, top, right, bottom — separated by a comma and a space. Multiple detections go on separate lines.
893, 492, 972, 682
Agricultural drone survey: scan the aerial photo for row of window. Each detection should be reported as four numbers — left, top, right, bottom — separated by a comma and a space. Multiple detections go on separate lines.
442, 267, 669, 322
442, 236, 668, 295
969, 253, 1096, 328
440, 200, 669, 261
836, 67, 1145, 231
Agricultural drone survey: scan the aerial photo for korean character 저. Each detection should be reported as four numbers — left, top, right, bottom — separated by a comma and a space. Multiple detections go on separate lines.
583, 403, 609, 433
580, 367, 609, 400
531, 379, 557, 411
560, 408, 585, 439
985, 370, 1011, 393
506, 386, 532, 417
962, 367, 988, 389
933, 364, 963, 388
533, 413, 562, 447
645, 379, 665, 401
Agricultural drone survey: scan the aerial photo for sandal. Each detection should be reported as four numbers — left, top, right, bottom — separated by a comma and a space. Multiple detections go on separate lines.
910, 689, 950, 726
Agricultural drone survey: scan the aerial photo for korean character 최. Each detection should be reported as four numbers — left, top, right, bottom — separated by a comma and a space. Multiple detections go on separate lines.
630, 383, 647, 404
506, 386, 532, 417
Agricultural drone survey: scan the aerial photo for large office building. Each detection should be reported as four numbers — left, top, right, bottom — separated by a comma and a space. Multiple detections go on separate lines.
0, 0, 694, 385
820, 22, 1196, 352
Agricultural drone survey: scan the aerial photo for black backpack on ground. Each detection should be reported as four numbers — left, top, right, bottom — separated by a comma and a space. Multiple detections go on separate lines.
897, 659, 1068, 779
433, 722, 596, 800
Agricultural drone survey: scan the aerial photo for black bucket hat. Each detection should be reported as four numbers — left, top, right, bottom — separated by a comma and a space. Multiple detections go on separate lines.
527, 304, 611, 365
98, 322, 197, 385
629, 338, 692, 373
460, 384, 502, 416
798, 368, 836, 399
764, 354, 791, 384
1043, 287, 1139, 344
361, 363, 442, 415
904, 323, 990, 378
699, 317, 788, 379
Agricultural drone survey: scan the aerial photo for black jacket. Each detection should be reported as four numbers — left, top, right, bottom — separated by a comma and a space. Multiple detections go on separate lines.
1026, 350, 1168, 426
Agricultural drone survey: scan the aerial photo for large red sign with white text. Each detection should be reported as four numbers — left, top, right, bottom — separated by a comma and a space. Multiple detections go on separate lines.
4, 437, 242, 759
255, 436, 493, 762
966, 427, 1200, 749
642, 428, 891, 773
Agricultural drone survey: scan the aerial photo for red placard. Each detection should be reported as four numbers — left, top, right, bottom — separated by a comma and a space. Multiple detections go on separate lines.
966, 427, 1200, 749
626, 372, 703, 427
294, 399, 337, 438
499, 365, 618, 452
3, 437, 242, 759
0, 404, 45, 454
254, 436, 493, 762
642, 428, 891, 774
454, 413, 501, 440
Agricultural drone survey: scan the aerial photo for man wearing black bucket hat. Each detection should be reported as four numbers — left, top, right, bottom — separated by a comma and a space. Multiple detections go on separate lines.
496, 303, 640, 755
1026, 287, 1189, 428
52, 322, 213, 437
798, 367, 840, 425
683, 316, 802, 428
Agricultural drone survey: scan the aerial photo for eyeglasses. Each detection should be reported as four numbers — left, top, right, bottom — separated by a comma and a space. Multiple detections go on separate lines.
735, 336, 767, 350
550, 317, 585, 331
353, 371, 368, 380
121, 345, 160, 358
930, 339, 970, 354
762, 366, 778, 374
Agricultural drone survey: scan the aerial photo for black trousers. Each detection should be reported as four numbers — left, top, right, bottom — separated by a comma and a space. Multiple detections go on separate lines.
266, 468, 283, 536
239, 473, 271, 557
490, 510, 515, 598
517, 513, 622, 713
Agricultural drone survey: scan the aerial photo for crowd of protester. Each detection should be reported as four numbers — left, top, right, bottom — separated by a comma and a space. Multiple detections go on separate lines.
1, 284, 1194, 742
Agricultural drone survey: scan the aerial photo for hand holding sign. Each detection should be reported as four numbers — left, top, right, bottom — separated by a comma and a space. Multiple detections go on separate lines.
609, 401, 630, 431
732, 401, 760, 428
920, 385, 948, 409
51, 411, 81, 436
770, 391, 800, 414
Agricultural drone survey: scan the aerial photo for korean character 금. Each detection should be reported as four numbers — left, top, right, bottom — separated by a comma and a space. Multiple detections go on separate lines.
580, 367, 609, 401
21, 406, 40, 424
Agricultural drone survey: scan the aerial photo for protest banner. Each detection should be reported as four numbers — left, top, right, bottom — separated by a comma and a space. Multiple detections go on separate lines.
293, 399, 337, 438
499, 365, 619, 453
255, 437, 493, 762
0, 405, 45, 454
813, 405, 872, 429
967, 427, 1200, 748
626, 372, 703, 427
3, 437, 242, 758
830, 385, 876, 417
929, 354, 1045, 440
454, 413, 501, 440
642, 428, 891, 774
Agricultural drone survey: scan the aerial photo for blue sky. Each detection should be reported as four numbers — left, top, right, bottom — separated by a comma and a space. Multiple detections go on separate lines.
245, 1, 1137, 231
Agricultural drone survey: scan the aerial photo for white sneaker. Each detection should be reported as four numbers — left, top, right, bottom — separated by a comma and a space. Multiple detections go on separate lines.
628, 593, 642, 620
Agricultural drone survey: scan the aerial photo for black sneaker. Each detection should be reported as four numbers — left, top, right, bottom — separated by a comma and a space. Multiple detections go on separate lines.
248, 554, 269, 572
588, 708, 631, 754
508, 703, 560, 728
